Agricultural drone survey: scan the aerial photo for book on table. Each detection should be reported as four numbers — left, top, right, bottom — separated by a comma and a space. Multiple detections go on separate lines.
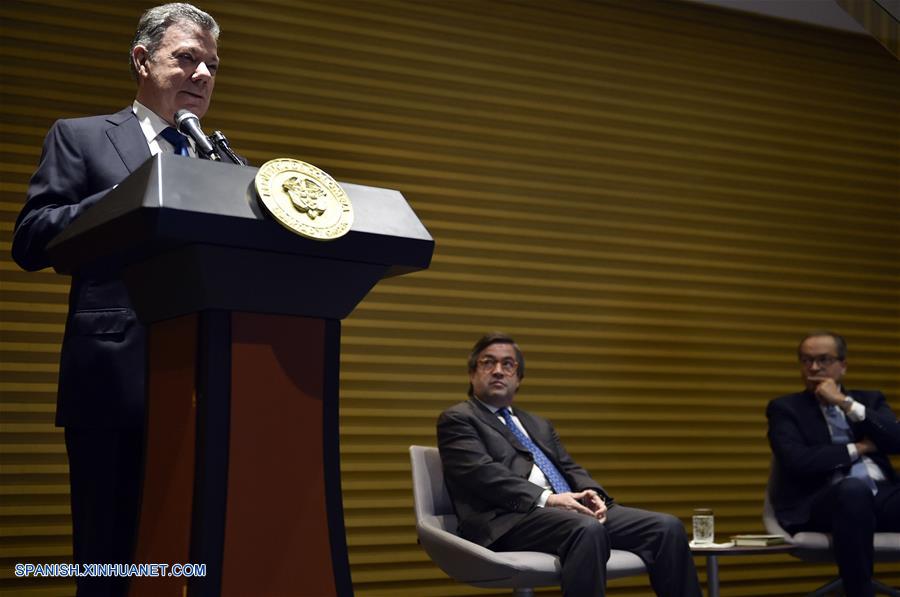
730, 534, 786, 546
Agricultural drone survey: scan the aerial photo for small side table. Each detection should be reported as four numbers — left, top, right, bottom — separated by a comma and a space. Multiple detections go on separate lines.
691, 543, 795, 597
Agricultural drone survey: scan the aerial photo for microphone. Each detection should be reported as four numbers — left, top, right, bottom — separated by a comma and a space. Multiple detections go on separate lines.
210, 130, 247, 166
174, 109, 220, 161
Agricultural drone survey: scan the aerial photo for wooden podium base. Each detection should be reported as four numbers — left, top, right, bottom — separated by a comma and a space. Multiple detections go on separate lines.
130, 311, 351, 597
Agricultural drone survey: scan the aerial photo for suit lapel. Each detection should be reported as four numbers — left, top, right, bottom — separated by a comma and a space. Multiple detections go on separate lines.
468, 398, 531, 455
844, 389, 867, 441
106, 107, 151, 173
797, 392, 832, 445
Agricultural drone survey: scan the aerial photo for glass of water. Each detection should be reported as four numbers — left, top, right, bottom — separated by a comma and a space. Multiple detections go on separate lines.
692, 508, 714, 544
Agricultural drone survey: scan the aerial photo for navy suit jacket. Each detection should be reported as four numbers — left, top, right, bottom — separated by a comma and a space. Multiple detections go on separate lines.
12, 107, 151, 429
437, 397, 611, 547
766, 389, 900, 528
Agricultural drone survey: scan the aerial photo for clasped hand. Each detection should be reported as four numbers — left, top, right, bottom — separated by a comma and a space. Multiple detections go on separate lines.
809, 377, 845, 406
856, 437, 876, 456
811, 379, 878, 456
546, 489, 607, 523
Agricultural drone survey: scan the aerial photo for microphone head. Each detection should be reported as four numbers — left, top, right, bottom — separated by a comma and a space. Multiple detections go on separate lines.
174, 109, 198, 132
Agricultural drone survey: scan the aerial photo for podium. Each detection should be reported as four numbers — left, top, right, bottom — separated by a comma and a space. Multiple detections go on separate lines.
47, 154, 434, 597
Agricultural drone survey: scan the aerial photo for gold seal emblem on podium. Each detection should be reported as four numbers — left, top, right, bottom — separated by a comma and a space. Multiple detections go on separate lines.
255, 158, 353, 240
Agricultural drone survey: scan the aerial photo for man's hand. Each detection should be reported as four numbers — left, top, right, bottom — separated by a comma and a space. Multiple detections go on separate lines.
546, 489, 607, 523
581, 489, 608, 523
855, 438, 876, 456
809, 377, 845, 406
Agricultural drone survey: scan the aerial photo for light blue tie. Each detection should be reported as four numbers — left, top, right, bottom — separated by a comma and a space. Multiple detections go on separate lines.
825, 405, 877, 494
160, 127, 190, 156
499, 408, 572, 494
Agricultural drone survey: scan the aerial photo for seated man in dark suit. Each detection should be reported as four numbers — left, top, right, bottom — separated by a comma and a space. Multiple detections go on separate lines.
767, 331, 900, 597
437, 332, 701, 597
11, 3, 229, 595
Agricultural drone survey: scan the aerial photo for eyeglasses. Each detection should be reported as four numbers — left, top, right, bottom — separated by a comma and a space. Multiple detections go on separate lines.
477, 357, 519, 375
799, 355, 842, 368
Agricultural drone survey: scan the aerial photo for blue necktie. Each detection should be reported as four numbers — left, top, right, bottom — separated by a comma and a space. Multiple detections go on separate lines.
160, 127, 190, 156
499, 408, 572, 494
825, 405, 877, 494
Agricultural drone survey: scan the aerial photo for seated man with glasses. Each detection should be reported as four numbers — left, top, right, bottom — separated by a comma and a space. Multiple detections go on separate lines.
767, 331, 900, 597
437, 332, 701, 597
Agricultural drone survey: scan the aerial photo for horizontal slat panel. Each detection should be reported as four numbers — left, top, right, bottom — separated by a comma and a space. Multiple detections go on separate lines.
1, 0, 898, 595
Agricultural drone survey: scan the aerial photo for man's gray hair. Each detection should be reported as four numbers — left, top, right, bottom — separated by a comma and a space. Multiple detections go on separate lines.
130, 3, 220, 80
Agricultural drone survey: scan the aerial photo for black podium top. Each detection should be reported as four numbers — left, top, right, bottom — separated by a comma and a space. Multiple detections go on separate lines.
47, 154, 434, 322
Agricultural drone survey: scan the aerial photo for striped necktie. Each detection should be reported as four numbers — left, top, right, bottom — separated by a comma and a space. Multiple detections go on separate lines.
499, 407, 572, 494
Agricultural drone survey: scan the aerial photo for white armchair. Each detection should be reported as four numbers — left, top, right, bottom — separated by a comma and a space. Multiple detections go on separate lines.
763, 462, 900, 597
409, 445, 648, 596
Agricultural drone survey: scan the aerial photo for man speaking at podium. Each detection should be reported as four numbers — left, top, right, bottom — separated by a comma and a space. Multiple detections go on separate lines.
11, 4, 223, 595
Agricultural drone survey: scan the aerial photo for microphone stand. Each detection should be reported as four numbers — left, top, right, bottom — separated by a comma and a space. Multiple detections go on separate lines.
209, 131, 247, 166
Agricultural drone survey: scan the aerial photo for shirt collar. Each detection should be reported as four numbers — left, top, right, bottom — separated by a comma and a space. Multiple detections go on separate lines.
132, 100, 196, 154
473, 395, 510, 415
133, 100, 171, 146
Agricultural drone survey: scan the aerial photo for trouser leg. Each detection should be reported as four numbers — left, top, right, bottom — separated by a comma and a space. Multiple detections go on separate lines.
491, 507, 610, 597
66, 427, 144, 597
604, 504, 702, 597
874, 482, 900, 531
805, 478, 876, 597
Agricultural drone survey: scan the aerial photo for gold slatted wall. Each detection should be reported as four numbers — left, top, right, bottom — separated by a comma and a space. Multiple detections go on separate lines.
1, 0, 898, 595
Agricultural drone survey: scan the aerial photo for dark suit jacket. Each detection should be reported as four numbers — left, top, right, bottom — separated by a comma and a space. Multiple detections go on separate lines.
437, 397, 611, 547
12, 107, 151, 429
767, 389, 900, 528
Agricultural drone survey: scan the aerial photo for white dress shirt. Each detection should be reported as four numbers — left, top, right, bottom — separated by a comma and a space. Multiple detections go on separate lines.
132, 100, 196, 157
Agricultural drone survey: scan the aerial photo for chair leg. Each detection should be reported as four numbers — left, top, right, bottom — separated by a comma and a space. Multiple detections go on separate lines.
873, 579, 899, 597
512, 589, 535, 597
807, 577, 842, 597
